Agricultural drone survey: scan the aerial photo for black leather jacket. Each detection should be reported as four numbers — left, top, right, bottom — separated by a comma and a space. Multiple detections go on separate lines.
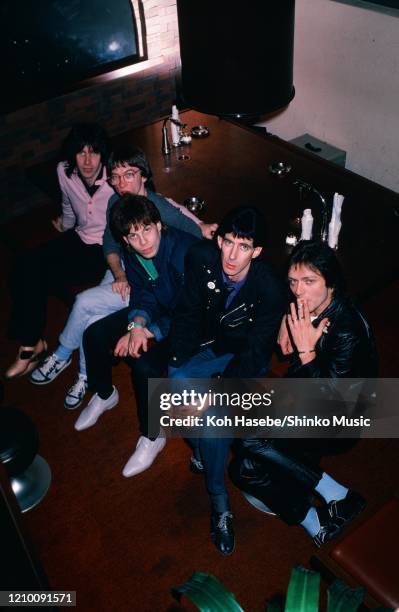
287, 294, 378, 379
168, 240, 286, 378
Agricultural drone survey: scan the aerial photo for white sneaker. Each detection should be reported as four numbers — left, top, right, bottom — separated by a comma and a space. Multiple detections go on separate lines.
74, 387, 119, 431
29, 353, 72, 385
64, 374, 88, 410
122, 435, 166, 477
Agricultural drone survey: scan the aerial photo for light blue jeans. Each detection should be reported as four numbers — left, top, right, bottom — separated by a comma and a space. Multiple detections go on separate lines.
59, 269, 128, 375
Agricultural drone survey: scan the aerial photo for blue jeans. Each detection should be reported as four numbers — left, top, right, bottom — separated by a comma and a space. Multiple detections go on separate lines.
59, 269, 128, 375
169, 348, 234, 511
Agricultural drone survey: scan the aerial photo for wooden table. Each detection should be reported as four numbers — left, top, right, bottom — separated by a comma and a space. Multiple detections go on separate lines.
27, 110, 399, 300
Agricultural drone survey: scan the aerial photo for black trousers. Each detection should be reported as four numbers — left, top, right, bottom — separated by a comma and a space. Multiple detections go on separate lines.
83, 307, 167, 438
229, 438, 358, 524
229, 439, 324, 525
9, 230, 106, 346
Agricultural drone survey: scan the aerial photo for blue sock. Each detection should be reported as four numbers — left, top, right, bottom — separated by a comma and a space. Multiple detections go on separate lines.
315, 472, 348, 504
301, 507, 320, 538
54, 345, 72, 362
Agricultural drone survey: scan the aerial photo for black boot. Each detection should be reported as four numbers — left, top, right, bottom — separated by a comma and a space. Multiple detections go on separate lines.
210, 510, 235, 555
312, 491, 366, 548
327, 490, 366, 531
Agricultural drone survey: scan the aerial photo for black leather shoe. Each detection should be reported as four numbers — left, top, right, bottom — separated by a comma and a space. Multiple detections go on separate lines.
313, 506, 342, 548
313, 491, 366, 547
189, 455, 204, 474
210, 511, 235, 555
327, 490, 366, 527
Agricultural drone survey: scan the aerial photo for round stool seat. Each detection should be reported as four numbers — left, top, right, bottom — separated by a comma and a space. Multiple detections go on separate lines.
0, 407, 51, 512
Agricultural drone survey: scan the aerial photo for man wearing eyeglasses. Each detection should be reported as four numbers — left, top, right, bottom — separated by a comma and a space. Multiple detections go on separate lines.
29, 145, 216, 409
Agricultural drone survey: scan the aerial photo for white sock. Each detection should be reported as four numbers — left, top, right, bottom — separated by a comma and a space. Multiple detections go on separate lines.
301, 507, 320, 537
315, 472, 348, 504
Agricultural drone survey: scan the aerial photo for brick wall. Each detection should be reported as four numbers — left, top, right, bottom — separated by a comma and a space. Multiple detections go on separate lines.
0, 0, 180, 222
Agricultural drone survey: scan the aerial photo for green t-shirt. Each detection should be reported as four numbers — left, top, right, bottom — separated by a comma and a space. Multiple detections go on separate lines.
135, 253, 159, 280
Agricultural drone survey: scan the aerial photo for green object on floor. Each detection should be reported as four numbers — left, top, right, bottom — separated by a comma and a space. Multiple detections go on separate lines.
172, 571, 244, 612
284, 565, 320, 612
327, 579, 364, 612
266, 564, 394, 612
172, 566, 394, 611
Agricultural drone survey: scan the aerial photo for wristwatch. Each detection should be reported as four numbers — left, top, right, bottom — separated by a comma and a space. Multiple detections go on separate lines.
127, 321, 144, 331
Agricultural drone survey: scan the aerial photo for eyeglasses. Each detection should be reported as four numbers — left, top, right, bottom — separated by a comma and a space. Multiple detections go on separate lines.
109, 168, 141, 185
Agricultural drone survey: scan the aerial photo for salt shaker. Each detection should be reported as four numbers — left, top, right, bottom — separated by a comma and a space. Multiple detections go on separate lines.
300, 209, 313, 240
171, 105, 181, 147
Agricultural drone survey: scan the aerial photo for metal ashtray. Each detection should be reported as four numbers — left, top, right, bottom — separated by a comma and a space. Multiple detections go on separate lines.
268, 161, 292, 177
191, 125, 210, 138
183, 196, 205, 213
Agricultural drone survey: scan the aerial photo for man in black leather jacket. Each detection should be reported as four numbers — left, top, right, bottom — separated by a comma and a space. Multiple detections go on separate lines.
229, 240, 378, 547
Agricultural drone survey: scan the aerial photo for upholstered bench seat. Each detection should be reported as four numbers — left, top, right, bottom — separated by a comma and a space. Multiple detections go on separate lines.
312, 498, 399, 609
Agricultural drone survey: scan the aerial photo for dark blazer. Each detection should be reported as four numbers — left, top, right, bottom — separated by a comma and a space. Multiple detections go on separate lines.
125, 227, 199, 341
168, 240, 286, 377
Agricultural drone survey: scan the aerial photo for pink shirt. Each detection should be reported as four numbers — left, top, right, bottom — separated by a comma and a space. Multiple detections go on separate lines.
57, 162, 114, 245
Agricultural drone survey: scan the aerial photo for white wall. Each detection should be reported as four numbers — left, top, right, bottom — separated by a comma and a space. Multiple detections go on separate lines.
259, 0, 399, 193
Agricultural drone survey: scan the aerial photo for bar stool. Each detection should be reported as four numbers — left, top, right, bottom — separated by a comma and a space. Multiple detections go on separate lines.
0, 407, 51, 513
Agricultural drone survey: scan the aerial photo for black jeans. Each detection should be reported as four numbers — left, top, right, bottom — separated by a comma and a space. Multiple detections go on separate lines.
83, 307, 167, 438
9, 230, 106, 346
